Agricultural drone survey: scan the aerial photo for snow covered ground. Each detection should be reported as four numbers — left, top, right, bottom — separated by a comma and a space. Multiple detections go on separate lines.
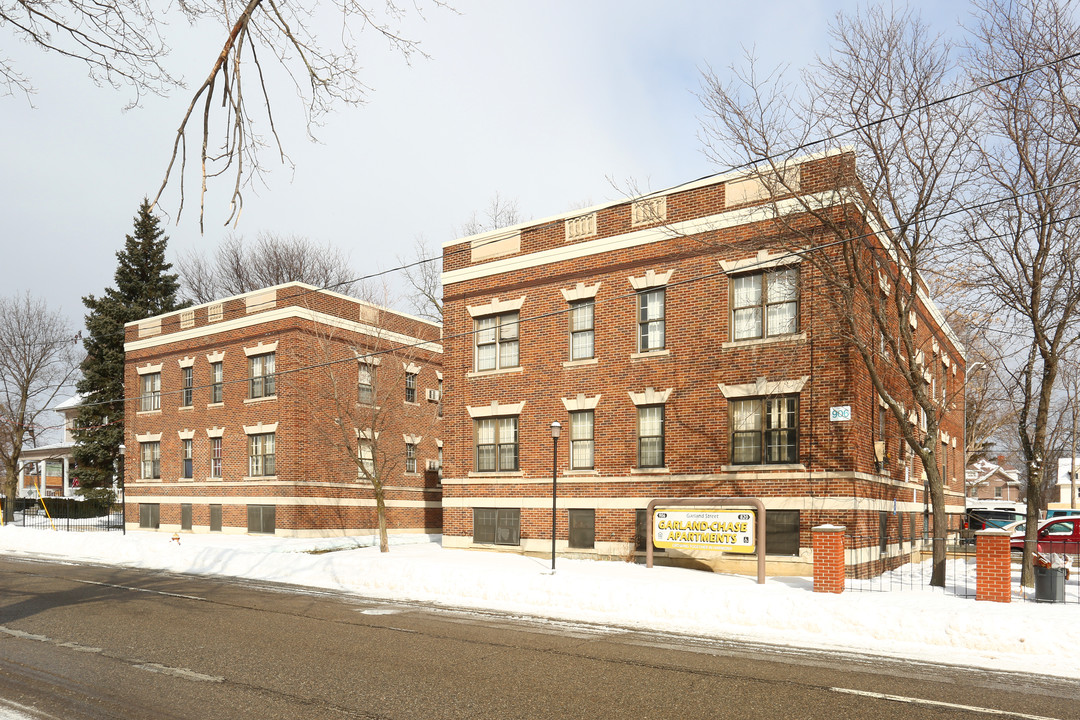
1, 526, 1077, 680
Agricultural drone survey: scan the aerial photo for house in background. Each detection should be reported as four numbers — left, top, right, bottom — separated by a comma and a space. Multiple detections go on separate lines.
1052, 457, 1080, 509
122, 282, 443, 537
439, 149, 967, 576
18, 394, 83, 498
965, 457, 1021, 502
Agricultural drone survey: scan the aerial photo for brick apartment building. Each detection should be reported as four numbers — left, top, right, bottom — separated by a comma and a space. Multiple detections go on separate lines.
122, 282, 443, 537
439, 150, 966, 575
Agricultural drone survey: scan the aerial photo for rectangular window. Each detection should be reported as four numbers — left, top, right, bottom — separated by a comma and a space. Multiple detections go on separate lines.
568, 509, 595, 549
637, 289, 665, 352
941, 359, 948, 404
437, 377, 443, 418
473, 508, 520, 545
140, 441, 160, 479
248, 353, 276, 399
475, 312, 519, 371
731, 395, 798, 465
994, 486, 1003, 498
405, 372, 417, 403
359, 440, 375, 478
181, 503, 192, 531
211, 362, 223, 403
731, 267, 799, 340
765, 510, 800, 556
140, 373, 161, 412
405, 442, 417, 474
637, 405, 665, 468
139, 503, 160, 529
181, 367, 193, 407
247, 504, 275, 534
569, 300, 595, 360
181, 439, 193, 479
210, 437, 222, 478
879, 511, 888, 554
248, 433, 276, 477
210, 504, 222, 532
569, 410, 595, 470
475, 416, 518, 472
358, 363, 375, 405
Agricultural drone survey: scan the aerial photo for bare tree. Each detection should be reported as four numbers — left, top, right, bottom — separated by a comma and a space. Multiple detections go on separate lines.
299, 301, 442, 551
459, 192, 522, 238
177, 232, 361, 303
0, 2, 174, 103
400, 193, 523, 322
2, 2, 447, 229
958, 0, 1080, 586
0, 293, 78, 521
943, 312, 1015, 468
699, 5, 974, 585
398, 238, 443, 323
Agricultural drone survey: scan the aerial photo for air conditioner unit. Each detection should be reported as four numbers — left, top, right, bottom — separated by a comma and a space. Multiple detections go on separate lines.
426, 389, 441, 402
425, 459, 440, 471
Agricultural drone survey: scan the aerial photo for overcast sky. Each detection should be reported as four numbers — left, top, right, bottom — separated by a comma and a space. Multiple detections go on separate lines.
0, 1, 970, 332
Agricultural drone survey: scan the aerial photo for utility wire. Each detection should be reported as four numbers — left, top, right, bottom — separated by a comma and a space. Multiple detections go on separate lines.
60, 178, 1080, 421
34, 48, 1080, 350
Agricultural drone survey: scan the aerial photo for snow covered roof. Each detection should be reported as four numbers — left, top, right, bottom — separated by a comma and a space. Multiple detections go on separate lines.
965, 458, 1019, 486
51, 394, 85, 412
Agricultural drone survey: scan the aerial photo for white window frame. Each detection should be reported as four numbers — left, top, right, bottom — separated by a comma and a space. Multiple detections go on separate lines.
249, 353, 276, 399
140, 373, 161, 412
569, 410, 595, 470
731, 267, 800, 341
248, 433, 276, 476
637, 289, 665, 353
140, 441, 160, 479
474, 312, 520, 371
569, 299, 595, 361
475, 416, 519, 472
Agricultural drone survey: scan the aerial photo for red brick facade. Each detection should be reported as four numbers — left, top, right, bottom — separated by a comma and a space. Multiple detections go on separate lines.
440, 151, 966, 574
123, 282, 443, 537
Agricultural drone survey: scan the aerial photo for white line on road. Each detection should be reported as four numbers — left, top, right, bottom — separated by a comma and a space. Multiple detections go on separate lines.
0, 626, 101, 654
831, 686, 1066, 719
0, 697, 58, 719
134, 663, 223, 683
66, 578, 206, 601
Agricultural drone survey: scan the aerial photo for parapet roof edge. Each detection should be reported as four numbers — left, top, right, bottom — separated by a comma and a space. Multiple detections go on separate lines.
441, 146, 854, 250
123, 281, 441, 330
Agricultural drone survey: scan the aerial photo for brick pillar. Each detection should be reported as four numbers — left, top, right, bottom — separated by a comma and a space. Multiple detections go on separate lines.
976, 530, 1012, 603
813, 525, 846, 594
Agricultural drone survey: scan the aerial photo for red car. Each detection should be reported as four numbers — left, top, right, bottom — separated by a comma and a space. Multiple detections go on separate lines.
1010, 516, 1080, 554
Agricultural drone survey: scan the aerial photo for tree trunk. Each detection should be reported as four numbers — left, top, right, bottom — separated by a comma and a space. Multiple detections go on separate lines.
929, 472, 948, 587
375, 487, 389, 553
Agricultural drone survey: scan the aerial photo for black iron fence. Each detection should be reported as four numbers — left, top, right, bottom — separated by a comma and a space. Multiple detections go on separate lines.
843, 530, 1079, 604
844, 530, 978, 597
2, 497, 124, 532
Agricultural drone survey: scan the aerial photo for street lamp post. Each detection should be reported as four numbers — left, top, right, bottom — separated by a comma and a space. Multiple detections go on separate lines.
550, 421, 561, 572
118, 444, 126, 535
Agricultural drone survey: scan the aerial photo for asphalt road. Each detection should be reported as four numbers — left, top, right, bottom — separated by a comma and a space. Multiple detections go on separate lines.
0, 555, 1076, 720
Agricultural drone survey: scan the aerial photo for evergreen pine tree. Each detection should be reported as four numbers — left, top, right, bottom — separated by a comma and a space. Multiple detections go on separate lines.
73, 199, 185, 493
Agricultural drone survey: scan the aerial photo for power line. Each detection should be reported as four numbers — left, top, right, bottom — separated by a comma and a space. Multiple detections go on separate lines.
60, 177, 1080, 420
35, 48, 1080, 352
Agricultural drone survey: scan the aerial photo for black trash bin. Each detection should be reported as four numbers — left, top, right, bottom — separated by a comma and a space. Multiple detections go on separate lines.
1034, 566, 1066, 603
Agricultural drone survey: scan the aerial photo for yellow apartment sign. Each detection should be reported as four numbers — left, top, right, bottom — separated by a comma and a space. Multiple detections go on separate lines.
652, 508, 756, 553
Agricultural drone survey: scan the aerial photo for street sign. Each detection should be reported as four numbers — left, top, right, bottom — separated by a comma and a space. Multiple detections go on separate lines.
652, 508, 756, 553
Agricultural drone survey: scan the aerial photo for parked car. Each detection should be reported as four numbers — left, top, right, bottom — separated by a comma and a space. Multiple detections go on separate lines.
1046, 508, 1080, 519
1010, 516, 1080, 554
966, 508, 1026, 531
